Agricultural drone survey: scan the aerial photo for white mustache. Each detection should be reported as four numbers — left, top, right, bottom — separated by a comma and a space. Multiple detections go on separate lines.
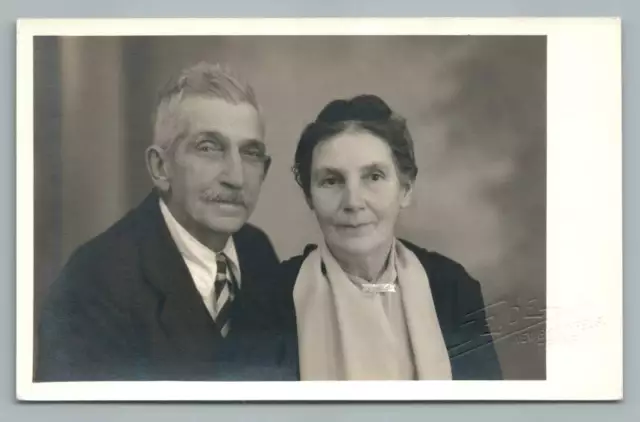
200, 190, 245, 206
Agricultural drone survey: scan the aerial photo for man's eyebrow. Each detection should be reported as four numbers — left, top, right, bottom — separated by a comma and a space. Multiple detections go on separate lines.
239, 138, 266, 148
196, 130, 230, 142
195, 132, 265, 149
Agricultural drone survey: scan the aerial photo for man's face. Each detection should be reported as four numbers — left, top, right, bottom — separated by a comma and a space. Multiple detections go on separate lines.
162, 96, 268, 240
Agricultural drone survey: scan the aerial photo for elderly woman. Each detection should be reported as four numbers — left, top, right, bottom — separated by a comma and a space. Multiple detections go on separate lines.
278, 94, 502, 381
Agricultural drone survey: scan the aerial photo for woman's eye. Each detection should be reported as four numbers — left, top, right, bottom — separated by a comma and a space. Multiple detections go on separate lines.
369, 172, 384, 181
321, 177, 339, 187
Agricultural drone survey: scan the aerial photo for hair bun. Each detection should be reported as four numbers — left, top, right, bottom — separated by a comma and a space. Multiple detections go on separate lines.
316, 94, 392, 123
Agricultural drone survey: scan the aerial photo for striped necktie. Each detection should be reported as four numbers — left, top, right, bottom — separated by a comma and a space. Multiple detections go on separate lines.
213, 252, 237, 337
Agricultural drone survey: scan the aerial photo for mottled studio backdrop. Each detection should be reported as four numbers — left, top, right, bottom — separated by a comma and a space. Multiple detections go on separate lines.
33, 36, 546, 379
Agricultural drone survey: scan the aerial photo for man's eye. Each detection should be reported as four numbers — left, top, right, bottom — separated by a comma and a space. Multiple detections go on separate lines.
241, 148, 262, 157
197, 141, 223, 152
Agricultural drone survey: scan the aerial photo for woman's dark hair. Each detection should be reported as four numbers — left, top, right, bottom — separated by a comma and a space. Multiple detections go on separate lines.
292, 94, 418, 199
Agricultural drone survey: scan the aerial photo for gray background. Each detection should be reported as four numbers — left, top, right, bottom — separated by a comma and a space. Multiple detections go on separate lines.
33, 35, 546, 380
4, 0, 636, 421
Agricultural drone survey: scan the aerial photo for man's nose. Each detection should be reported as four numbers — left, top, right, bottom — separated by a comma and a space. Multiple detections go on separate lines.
219, 150, 244, 188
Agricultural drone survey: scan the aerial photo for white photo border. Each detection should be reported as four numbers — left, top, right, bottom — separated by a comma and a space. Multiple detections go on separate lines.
16, 17, 623, 401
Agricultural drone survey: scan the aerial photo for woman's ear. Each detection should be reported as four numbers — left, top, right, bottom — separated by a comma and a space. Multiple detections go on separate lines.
262, 155, 272, 180
146, 145, 171, 194
304, 193, 314, 210
400, 181, 414, 209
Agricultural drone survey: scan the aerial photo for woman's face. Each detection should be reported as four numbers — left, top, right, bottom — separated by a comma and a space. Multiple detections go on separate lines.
309, 129, 413, 258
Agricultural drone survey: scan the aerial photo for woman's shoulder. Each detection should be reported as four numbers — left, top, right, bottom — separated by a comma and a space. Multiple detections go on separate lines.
398, 238, 481, 293
400, 238, 491, 333
279, 244, 319, 287
281, 243, 317, 266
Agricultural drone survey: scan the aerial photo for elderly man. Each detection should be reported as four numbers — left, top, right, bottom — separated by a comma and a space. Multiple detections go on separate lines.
36, 63, 289, 381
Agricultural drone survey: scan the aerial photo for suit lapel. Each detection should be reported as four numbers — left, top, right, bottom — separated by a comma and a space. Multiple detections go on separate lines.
230, 227, 276, 330
228, 229, 257, 327
134, 192, 222, 358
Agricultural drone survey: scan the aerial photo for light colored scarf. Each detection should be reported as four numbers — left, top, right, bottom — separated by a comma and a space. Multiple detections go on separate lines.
293, 239, 452, 380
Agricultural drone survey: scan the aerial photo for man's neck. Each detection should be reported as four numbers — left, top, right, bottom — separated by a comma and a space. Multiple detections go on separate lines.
193, 230, 230, 253
161, 199, 231, 253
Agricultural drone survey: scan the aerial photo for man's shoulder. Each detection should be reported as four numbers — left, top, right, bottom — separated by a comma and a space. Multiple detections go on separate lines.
71, 203, 144, 262
234, 223, 277, 255
54, 196, 154, 290
235, 222, 270, 242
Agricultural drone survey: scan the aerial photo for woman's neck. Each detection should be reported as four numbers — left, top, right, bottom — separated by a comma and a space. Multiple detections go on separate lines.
329, 239, 394, 282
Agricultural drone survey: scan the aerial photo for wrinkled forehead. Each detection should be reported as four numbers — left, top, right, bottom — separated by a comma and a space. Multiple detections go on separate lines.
312, 129, 395, 173
158, 94, 265, 148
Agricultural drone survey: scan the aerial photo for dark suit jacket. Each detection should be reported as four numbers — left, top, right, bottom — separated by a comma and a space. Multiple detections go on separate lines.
276, 240, 503, 380
36, 191, 286, 382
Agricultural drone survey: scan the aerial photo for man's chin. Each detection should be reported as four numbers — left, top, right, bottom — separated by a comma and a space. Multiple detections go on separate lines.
202, 214, 248, 235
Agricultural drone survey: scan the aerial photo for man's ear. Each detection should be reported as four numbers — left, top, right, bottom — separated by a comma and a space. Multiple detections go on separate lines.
146, 145, 171, 193
400, 181, 414, 209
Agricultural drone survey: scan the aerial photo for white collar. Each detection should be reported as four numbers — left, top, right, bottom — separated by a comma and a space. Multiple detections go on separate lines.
158, 198, 240, 278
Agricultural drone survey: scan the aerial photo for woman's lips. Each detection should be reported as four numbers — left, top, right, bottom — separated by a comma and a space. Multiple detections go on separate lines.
335, 222, 374, 234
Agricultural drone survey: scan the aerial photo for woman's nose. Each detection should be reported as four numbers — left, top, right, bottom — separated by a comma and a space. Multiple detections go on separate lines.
342, 181, 365, 211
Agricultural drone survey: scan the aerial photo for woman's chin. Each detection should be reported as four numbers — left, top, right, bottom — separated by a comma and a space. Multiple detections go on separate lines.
329, 235, 385, 257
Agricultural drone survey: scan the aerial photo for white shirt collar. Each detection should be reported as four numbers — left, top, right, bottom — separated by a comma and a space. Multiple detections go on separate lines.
158, 198, 240, 283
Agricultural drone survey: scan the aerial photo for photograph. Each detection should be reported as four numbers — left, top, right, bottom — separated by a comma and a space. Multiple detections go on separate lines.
16, 18, 621, 401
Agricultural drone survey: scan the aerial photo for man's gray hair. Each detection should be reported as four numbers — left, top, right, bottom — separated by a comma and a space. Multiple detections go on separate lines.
153, 62, 262, 150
